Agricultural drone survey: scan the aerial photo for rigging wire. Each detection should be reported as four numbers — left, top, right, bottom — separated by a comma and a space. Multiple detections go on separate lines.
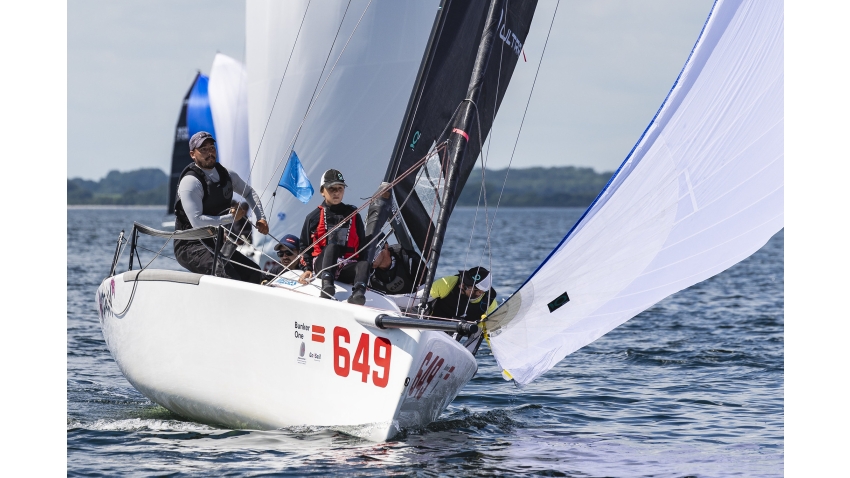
254, 0, 372, 199
484, 0, 561, 252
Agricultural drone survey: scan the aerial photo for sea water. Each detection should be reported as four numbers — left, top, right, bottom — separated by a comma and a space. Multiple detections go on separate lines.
67, 207, 783, 477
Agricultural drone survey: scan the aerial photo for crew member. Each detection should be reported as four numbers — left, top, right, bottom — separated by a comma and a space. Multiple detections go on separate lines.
264, 234, 303, 276
429, 266, 497, 320
297, 169, 369, 305
173, 131, 269, 284
369, 241, 428, 295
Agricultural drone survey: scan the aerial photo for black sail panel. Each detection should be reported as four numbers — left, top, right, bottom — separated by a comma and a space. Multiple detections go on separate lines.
384, 0, 537, 253
167, 73, 200, 212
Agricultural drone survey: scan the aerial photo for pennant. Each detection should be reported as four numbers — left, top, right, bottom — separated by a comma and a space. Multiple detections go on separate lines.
278, 150, 314, 203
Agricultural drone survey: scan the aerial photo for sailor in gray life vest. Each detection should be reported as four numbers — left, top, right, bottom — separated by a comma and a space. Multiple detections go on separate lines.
173, 131, 269, 284
297, 169, 369, 305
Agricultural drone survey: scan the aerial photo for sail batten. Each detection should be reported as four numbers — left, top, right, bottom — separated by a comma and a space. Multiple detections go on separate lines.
487, 0, 784, 386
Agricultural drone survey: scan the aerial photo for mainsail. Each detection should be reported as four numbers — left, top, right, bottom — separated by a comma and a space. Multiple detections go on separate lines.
486, 0, 784, 386
166, 73, 200, 212
245, 0, 439, 248
209, 53, 251, 186
384, 0, 537, 254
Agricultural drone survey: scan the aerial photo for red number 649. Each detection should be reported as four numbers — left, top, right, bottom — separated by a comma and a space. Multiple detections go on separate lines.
333, 327, 392, 388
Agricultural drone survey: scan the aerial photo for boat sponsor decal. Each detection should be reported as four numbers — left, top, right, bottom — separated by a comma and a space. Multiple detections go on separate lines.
332, 326, 392, 388
311, 325, 325, 343
275, 277, 298, 287
547, 291, 570, 313
497, 7, 524, 57
409, 130, 420, 150
407, 352, 456, 400
295, 321, 324, 365
96, 279, 116, 322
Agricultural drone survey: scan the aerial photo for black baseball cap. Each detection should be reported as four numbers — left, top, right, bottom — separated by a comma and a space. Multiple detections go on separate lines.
321, 169, 347, 190
189, 131, 215, 151
459, 266, 492, 290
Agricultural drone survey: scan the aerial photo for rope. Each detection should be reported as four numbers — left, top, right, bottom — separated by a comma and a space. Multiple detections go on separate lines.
260, 145, 446, 287
480, 0, 562, 289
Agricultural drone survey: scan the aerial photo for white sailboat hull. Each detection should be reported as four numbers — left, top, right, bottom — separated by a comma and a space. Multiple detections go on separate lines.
96, 270, 477, 441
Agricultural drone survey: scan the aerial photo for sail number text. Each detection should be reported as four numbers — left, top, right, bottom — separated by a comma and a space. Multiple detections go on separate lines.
333, 327, 392, 388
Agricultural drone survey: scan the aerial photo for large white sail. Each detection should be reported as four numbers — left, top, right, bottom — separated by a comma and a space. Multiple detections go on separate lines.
246, 0, 439, 246
486, 0, 783, 386
209, 53, 251, 187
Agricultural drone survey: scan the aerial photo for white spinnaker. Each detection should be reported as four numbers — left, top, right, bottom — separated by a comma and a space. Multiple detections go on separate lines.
209, 53, 251, 186
246, 0, 438, 247
486, 0, 783, 386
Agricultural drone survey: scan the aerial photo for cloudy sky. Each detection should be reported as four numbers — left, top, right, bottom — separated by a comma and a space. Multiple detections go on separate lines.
68, 0, 714, 180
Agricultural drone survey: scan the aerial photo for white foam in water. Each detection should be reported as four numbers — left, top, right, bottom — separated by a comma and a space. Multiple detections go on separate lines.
68, 418, 217, 432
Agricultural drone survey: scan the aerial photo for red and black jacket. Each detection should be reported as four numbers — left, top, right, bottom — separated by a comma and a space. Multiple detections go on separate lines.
299, 201, 365, 272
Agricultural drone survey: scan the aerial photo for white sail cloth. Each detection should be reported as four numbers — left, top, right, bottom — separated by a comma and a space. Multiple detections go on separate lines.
486, 0, 783, 386
209, 53, 252, 189
246, 0, 439, 246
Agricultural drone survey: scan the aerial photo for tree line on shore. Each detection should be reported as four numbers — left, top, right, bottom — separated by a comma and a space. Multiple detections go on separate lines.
68, 166, 613, 208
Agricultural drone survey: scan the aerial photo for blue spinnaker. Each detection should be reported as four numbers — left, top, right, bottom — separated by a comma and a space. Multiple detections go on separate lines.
187, 74, 216, 142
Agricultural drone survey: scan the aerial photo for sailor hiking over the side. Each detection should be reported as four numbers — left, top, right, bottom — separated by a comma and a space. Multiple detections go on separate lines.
429, 266, 498, 320
173, 131, 269, 284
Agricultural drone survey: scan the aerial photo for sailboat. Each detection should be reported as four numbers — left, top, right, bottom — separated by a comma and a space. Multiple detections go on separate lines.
96, 0, 783, 442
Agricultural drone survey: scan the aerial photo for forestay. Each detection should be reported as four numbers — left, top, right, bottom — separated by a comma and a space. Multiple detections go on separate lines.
209, 53, 251, 186
245, 0, 439, 247
486, 0, 784, 386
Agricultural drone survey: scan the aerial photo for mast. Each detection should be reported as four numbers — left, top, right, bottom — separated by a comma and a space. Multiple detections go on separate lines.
420, 0, 503, 310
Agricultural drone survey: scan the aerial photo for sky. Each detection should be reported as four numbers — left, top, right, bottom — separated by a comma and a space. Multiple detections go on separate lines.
68, 0, 714, 180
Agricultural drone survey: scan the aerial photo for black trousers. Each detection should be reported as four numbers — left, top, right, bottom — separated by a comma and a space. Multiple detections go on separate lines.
174, 239, 264, 284
314, 244, 369, 286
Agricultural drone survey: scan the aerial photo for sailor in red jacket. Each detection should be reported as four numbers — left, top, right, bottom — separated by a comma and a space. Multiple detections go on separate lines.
297, 169, 369, 305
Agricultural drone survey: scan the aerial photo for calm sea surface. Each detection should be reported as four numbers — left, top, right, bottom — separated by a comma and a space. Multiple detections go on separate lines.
67, 206, 783, 477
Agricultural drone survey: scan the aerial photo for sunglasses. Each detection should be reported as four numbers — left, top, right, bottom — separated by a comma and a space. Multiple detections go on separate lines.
277, 249, 295, 257
461, 283, 484, 295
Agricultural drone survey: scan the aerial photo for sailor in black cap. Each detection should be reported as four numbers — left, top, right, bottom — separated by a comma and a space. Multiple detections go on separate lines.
297, 169, 370, 305
173, 131, 269, 283
428, 266, 498, 320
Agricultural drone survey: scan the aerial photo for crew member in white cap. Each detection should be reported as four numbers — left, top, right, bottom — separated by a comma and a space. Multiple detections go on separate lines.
428, 266, 498, 320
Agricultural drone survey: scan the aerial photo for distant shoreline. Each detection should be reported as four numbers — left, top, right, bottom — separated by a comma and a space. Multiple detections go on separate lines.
68, 205, 168, 210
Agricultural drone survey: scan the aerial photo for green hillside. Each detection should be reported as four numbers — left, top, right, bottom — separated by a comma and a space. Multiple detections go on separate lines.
457, 166, 613, 208
68, 168, 168, 205
68, 165, 613, 208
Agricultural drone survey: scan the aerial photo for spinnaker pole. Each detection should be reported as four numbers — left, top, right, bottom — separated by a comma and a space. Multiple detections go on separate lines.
419, 0, 503, 312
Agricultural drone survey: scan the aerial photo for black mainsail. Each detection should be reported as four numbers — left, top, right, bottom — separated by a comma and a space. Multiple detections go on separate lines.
384, 0, 537, 256
166, 73, 200, 213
